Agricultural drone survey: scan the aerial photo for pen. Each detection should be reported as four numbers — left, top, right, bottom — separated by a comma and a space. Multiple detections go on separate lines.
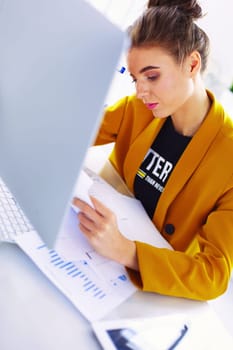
117, 66, 126, 74
167, 324, 188, 350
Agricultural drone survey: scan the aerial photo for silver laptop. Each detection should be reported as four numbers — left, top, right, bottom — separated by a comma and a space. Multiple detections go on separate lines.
0, 0, 124, 247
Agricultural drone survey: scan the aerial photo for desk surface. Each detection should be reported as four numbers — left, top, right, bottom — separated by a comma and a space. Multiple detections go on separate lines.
0, 241, 233, 350
1, 145, 233, 349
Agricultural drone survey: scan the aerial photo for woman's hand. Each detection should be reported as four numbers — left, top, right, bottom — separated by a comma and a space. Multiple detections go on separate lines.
72, 196, 139, 270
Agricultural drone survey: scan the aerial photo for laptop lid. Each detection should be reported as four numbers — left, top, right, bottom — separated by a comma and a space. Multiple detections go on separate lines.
0, 0, 124, 247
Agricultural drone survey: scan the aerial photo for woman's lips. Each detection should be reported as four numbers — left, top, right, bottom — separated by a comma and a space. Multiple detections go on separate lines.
145, 103, 158, 110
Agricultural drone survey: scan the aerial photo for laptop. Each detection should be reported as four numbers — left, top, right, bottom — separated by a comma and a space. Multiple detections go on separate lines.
0, 0, 124, 248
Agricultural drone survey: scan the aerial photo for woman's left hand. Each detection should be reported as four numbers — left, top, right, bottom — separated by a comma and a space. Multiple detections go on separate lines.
72, 196, 138, 270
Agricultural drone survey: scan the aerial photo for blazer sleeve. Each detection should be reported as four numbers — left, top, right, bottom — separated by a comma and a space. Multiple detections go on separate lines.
127, 177, 233, 301
93, 96, 129, 145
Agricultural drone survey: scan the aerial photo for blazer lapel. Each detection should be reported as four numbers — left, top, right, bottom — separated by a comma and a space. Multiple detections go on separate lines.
154, 95, 225, 229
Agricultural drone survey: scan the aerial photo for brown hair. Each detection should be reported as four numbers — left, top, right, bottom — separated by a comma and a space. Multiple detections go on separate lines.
128, 0, 210, 73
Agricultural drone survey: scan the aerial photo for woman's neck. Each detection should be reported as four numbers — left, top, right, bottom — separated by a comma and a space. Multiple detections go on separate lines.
171, 88, 211, 137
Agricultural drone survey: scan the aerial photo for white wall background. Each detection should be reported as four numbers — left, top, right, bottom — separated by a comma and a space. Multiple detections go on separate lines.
199, 0, 233, 88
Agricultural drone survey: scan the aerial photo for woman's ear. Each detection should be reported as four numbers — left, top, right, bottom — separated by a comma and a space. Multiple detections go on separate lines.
188, 50, 201, 75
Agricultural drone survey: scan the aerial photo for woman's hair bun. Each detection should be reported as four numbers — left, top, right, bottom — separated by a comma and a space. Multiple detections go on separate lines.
147, 0, 203, 20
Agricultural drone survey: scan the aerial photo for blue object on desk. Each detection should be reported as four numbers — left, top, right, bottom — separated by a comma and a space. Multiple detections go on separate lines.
167, 324, 188, 350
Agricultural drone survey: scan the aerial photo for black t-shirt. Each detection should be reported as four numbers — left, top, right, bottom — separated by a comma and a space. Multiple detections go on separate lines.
134, 116, 192, 218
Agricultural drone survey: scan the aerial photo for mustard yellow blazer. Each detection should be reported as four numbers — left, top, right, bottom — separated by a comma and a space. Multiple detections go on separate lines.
94, 90, 233, 300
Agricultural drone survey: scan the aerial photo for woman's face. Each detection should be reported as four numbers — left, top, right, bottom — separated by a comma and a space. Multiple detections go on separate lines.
127, 46, 195, 118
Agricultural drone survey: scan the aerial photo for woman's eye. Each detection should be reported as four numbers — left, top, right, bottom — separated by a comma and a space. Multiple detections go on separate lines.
147, 75, 158, 81
130, 74, 159, 84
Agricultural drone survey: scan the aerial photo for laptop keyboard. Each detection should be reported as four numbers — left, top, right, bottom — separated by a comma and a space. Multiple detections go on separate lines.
0, 178, 34, 242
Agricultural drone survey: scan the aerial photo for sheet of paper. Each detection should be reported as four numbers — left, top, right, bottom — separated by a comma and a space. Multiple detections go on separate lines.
69, 168, 172, 249
15, 230, 136, 322
50, 168, 173, 321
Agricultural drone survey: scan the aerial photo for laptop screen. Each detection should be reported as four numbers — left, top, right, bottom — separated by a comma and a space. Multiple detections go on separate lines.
0, 0, 124, 247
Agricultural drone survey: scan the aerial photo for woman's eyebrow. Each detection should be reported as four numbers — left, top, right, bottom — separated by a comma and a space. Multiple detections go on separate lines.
139, 65, 160, 74
129, 65, 160, 79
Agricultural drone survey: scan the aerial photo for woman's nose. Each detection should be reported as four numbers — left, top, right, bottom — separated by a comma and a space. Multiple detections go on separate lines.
136, 80, 149, 100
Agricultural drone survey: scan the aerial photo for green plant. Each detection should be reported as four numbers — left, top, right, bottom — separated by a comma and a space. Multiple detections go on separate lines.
230, 83, 233, 93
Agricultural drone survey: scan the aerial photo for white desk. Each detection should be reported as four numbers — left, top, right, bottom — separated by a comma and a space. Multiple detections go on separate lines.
1, 241, 233, 350
1, 145, 233, 348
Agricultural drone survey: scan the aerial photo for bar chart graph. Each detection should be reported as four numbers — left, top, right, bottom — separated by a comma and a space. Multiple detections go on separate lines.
15, 231, 136, 321
36, 242, 108, 302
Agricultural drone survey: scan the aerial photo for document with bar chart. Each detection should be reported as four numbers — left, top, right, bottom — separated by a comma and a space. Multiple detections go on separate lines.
15, 228, 136, 321
15, 169, 172, 322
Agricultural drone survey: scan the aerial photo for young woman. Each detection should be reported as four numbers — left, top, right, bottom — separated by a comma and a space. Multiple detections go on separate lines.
73, 0, 233, 301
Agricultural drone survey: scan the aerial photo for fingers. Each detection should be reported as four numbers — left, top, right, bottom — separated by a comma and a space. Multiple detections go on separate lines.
72, 196, 117, 236
72, 196, 106, 228
73, 196, 113, 218
78, 212, 97, 235
91, 199, 112, 221
73, 197, 94, 214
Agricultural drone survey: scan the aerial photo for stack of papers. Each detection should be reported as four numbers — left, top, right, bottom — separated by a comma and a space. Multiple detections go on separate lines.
16, 168, 172, 321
